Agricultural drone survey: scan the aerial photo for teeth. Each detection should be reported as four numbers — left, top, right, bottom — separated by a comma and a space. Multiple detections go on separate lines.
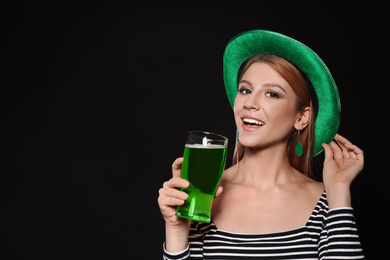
243, 118, 264, 126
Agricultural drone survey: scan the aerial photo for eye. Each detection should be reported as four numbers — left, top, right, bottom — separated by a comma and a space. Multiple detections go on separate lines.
238, 88, 252, 95
266, 91, 279, 98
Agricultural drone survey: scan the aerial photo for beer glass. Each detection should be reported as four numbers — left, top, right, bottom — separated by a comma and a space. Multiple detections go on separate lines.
176, 130, 228, 223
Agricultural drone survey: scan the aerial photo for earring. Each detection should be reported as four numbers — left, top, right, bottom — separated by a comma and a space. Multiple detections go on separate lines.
295, 130, 303, 157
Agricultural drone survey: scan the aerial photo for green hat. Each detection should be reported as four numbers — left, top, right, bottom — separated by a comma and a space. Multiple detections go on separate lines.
223, 30, 340, 156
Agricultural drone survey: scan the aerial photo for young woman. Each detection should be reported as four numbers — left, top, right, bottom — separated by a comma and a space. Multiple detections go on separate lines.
158, 30, 364, 259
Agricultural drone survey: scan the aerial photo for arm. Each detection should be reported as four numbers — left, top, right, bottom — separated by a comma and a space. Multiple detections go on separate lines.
159, 158, 223, 259
320, 134, 365, 258
158, 158, 191, 256
318, 207, 364, 259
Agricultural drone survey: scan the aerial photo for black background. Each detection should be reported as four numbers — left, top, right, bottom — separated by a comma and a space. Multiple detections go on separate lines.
1, 1, 386, 259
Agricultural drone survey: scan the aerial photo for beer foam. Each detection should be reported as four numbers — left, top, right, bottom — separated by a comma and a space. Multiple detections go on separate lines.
185, 144, 226, 149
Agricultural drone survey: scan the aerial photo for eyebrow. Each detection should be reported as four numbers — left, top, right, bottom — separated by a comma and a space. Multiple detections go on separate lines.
239, 80, 287, 93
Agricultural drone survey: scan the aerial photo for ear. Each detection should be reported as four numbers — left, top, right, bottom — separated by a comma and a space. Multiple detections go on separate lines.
294, 107, 311, 131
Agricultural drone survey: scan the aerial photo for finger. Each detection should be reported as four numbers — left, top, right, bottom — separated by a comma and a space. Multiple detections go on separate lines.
337, 134, 363, 161
214, 186, 224, 199
346, 143, 357, 160
322, 143, 334, 161
163, 177, 189, 189
349, 150, 357, 160
335, 135, 350, 158
158, 190, 185, 208
159, 195, 186, 207
172, 157, 185, 178
329, 141, 343, 160
344, 142, 364, 162
159, 186, 189, 201
335, 133, 352, 145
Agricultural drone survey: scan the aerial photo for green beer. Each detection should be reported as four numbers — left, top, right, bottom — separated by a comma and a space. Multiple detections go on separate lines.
176, 131, 228, 223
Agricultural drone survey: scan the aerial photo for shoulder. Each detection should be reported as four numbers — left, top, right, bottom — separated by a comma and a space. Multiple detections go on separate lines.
221, 164, 241, 184
302, 177, 325, 209
307, 179, 325, 196
293, 167, 325, 195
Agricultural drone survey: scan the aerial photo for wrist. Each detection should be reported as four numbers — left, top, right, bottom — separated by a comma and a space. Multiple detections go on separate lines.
165, 221, 190, 253
325, 183, 352, 209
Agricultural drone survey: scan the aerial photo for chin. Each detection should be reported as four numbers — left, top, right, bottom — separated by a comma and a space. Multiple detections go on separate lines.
237, 133, 263, 148
238, 130, 288, 151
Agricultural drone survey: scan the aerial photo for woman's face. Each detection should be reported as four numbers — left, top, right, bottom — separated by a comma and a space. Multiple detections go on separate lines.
234, 62, 302, 150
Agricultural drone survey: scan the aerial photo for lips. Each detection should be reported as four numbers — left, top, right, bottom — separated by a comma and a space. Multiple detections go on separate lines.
243, 118, 264, 126
241, 116, 265, 131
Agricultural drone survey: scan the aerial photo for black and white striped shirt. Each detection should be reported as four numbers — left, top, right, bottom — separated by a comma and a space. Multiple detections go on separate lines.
163, 192, 364, 259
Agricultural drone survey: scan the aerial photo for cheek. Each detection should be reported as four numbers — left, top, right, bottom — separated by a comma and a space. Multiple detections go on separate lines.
233, 97, 242, 125
270, 104, 292, 118
265, 102, 297, 129
233, 111, 241, 130
233, 94, 242, 112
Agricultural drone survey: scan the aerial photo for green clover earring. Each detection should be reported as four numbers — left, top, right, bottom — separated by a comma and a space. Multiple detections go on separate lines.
295, 130, 303, 157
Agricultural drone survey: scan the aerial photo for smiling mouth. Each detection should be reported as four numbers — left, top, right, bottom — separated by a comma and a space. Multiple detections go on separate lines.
243, 118, 265, 126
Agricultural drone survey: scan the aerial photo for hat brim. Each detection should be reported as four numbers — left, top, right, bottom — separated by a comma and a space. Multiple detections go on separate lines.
223, 30, 340, 156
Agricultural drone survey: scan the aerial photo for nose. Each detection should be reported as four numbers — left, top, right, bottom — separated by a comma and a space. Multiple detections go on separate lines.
243, 93, 261, 111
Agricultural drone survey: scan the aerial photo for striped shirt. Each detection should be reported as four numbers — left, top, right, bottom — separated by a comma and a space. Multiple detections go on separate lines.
163, 192, 364, 259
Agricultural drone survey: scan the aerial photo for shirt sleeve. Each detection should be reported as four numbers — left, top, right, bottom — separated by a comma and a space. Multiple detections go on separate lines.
318, 207, 365, 259
163, 243, 190, 260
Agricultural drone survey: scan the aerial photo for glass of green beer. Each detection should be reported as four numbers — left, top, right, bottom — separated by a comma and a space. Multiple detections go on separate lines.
176, 130, 228, 223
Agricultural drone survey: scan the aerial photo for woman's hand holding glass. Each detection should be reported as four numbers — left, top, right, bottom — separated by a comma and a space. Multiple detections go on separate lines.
158, 157, 191, 253
158, 157, 190, 228
158, 157, 224, 253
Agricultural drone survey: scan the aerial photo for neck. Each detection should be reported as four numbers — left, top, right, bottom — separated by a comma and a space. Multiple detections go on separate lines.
235, 144, 296, 189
